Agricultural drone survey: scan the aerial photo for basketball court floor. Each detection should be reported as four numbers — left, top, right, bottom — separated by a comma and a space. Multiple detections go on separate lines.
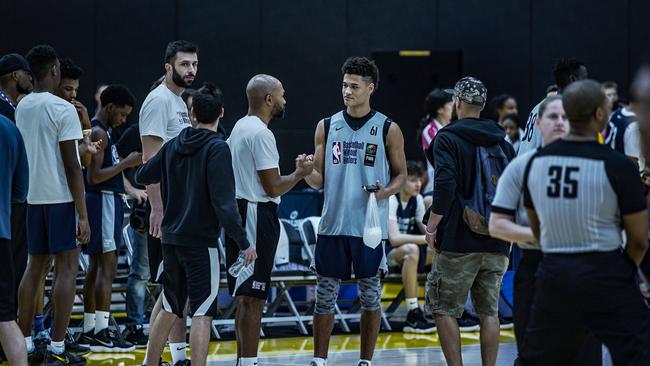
69, 331, 613, 366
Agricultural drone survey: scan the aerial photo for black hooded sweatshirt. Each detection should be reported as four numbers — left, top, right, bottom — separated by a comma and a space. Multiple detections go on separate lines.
427, 117, 515, 255
136, 127, 250, 250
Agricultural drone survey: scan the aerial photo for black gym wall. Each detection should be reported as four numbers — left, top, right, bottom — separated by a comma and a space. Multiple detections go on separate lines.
2, 0, 648, 176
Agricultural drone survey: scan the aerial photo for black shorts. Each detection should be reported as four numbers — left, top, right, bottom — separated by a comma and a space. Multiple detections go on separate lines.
161, 243, 220, 318
0, 238, 16, 321
145, 202, 163, 283
226, 200, 279, 299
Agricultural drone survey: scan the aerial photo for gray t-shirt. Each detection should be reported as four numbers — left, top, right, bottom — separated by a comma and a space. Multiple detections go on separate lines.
491, 149, 538, 250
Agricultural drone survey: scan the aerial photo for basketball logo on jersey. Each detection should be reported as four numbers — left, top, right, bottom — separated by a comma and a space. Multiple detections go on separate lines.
332, 142, 343, 164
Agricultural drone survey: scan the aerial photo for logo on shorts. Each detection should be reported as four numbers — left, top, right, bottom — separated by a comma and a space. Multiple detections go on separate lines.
252, 281, 266, 291
332, 141, 342, 164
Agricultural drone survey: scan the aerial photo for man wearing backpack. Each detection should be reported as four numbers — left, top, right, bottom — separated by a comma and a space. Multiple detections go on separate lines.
423, 77, 515, 366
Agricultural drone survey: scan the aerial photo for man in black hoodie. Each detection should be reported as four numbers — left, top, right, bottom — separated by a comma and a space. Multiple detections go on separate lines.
423, 77, 514, 366
136, 92, 255, 366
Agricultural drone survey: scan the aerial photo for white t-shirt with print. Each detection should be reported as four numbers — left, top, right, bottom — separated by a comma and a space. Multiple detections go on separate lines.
16, 92, 83, 204
139, 83, 191, 143
227, 115, 281, 204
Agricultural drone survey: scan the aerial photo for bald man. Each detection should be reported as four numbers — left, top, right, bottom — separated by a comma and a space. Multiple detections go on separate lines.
226, 74, 313, 366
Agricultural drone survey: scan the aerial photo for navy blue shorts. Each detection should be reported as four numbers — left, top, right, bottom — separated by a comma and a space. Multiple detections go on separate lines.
83, 192, 124, 255
27, 202, 77, 255
315, 235, 384, 280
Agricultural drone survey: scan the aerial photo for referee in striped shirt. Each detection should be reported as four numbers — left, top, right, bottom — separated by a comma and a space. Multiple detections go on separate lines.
521, 80, 650, 365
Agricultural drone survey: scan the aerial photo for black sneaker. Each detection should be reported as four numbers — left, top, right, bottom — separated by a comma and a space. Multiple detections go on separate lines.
75, 331, 94, 349
28, 348, 47, 366
90, 328, 135, 353
123, 323, 148, 348
457, 312, 480, 331
499, 317, 514, 330
65, 330, 90, 354
173, 361, 191, 366
44, 349, 87, 366
403, 308, 436, 333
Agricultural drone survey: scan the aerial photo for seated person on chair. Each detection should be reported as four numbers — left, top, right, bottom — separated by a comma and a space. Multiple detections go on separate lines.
386, 161, 436, 333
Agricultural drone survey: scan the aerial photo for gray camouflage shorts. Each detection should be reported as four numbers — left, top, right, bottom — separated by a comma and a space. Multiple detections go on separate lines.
425, 251, 508, 318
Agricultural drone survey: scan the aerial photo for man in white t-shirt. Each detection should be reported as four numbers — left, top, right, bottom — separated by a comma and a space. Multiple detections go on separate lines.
386, 161, 436, 333
15, 44, 89, 366
139, 40, 197, 366
226, 74, 313, 366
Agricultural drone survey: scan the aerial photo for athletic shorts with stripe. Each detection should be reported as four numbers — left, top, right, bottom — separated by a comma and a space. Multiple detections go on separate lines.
83, 192, 124, 255
161, 243, 220, 318
225, 199, 279, 299
26, 202, 77, 255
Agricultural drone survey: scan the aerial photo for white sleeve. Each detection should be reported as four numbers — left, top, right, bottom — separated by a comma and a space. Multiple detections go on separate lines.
415, 194, 426, 222
388, 195, 398, 221
492, 155, 527, 213
252, 129, 280, 171
57, 104, 83, 142
624, 122, 641, 160
139, 96, 167, 140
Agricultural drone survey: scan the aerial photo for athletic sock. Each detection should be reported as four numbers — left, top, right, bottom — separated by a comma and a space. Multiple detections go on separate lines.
241, 357, 258, 366
405, 297, 419, 311
142, 344, 149, 364
95, 311, 110, 334
50, 340, 65, 355
33, 314, 45, 334
25, 336, 34, 353
312, 357, 327, 366
83, 312, 96, 333
169, 342, 187, 363
358, 360, 371, 366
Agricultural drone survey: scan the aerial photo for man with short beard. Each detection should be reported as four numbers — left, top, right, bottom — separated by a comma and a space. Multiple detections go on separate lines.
227, 74, 313, 366
0, 53, 33, 122
0, 53, 33, 335
139, 40, 197, 366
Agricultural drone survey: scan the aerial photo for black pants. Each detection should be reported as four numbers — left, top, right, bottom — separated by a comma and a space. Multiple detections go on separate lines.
514, 250, 601, 366
519, 250, 650, 366
10, 202, 27, 314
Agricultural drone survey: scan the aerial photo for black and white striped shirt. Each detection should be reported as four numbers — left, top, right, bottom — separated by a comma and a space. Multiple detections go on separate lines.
523, 139, 646, 253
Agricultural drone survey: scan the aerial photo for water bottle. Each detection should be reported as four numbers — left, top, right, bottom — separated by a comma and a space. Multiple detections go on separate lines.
228, 253, 246, 277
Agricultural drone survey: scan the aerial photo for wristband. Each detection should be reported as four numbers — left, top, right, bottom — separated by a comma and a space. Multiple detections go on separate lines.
425, 228, 436, 235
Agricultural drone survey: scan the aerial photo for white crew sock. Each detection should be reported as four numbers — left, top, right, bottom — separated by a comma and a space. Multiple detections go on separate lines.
25, 336, 34, 353
358, 360, 372, 366
83, 312, 96, 333
169, 342, 187, 363
51, 340, 65, 355
142, 343, 149, 364
241, 357, 258, 366
312, 357, 327, 366
95, 310, 110, 334
406, 297, 419, 311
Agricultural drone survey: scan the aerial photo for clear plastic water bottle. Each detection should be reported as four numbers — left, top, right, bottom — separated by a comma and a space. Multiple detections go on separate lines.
228, 253, 246, 277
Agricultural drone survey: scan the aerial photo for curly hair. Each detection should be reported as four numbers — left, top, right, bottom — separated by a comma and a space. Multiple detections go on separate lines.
341, 57, 379, 87
59, 58, 83, 80
553, 58, 586, 90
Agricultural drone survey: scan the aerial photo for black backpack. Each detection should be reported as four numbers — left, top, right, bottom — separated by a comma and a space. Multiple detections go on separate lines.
461, 144, 509, 236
